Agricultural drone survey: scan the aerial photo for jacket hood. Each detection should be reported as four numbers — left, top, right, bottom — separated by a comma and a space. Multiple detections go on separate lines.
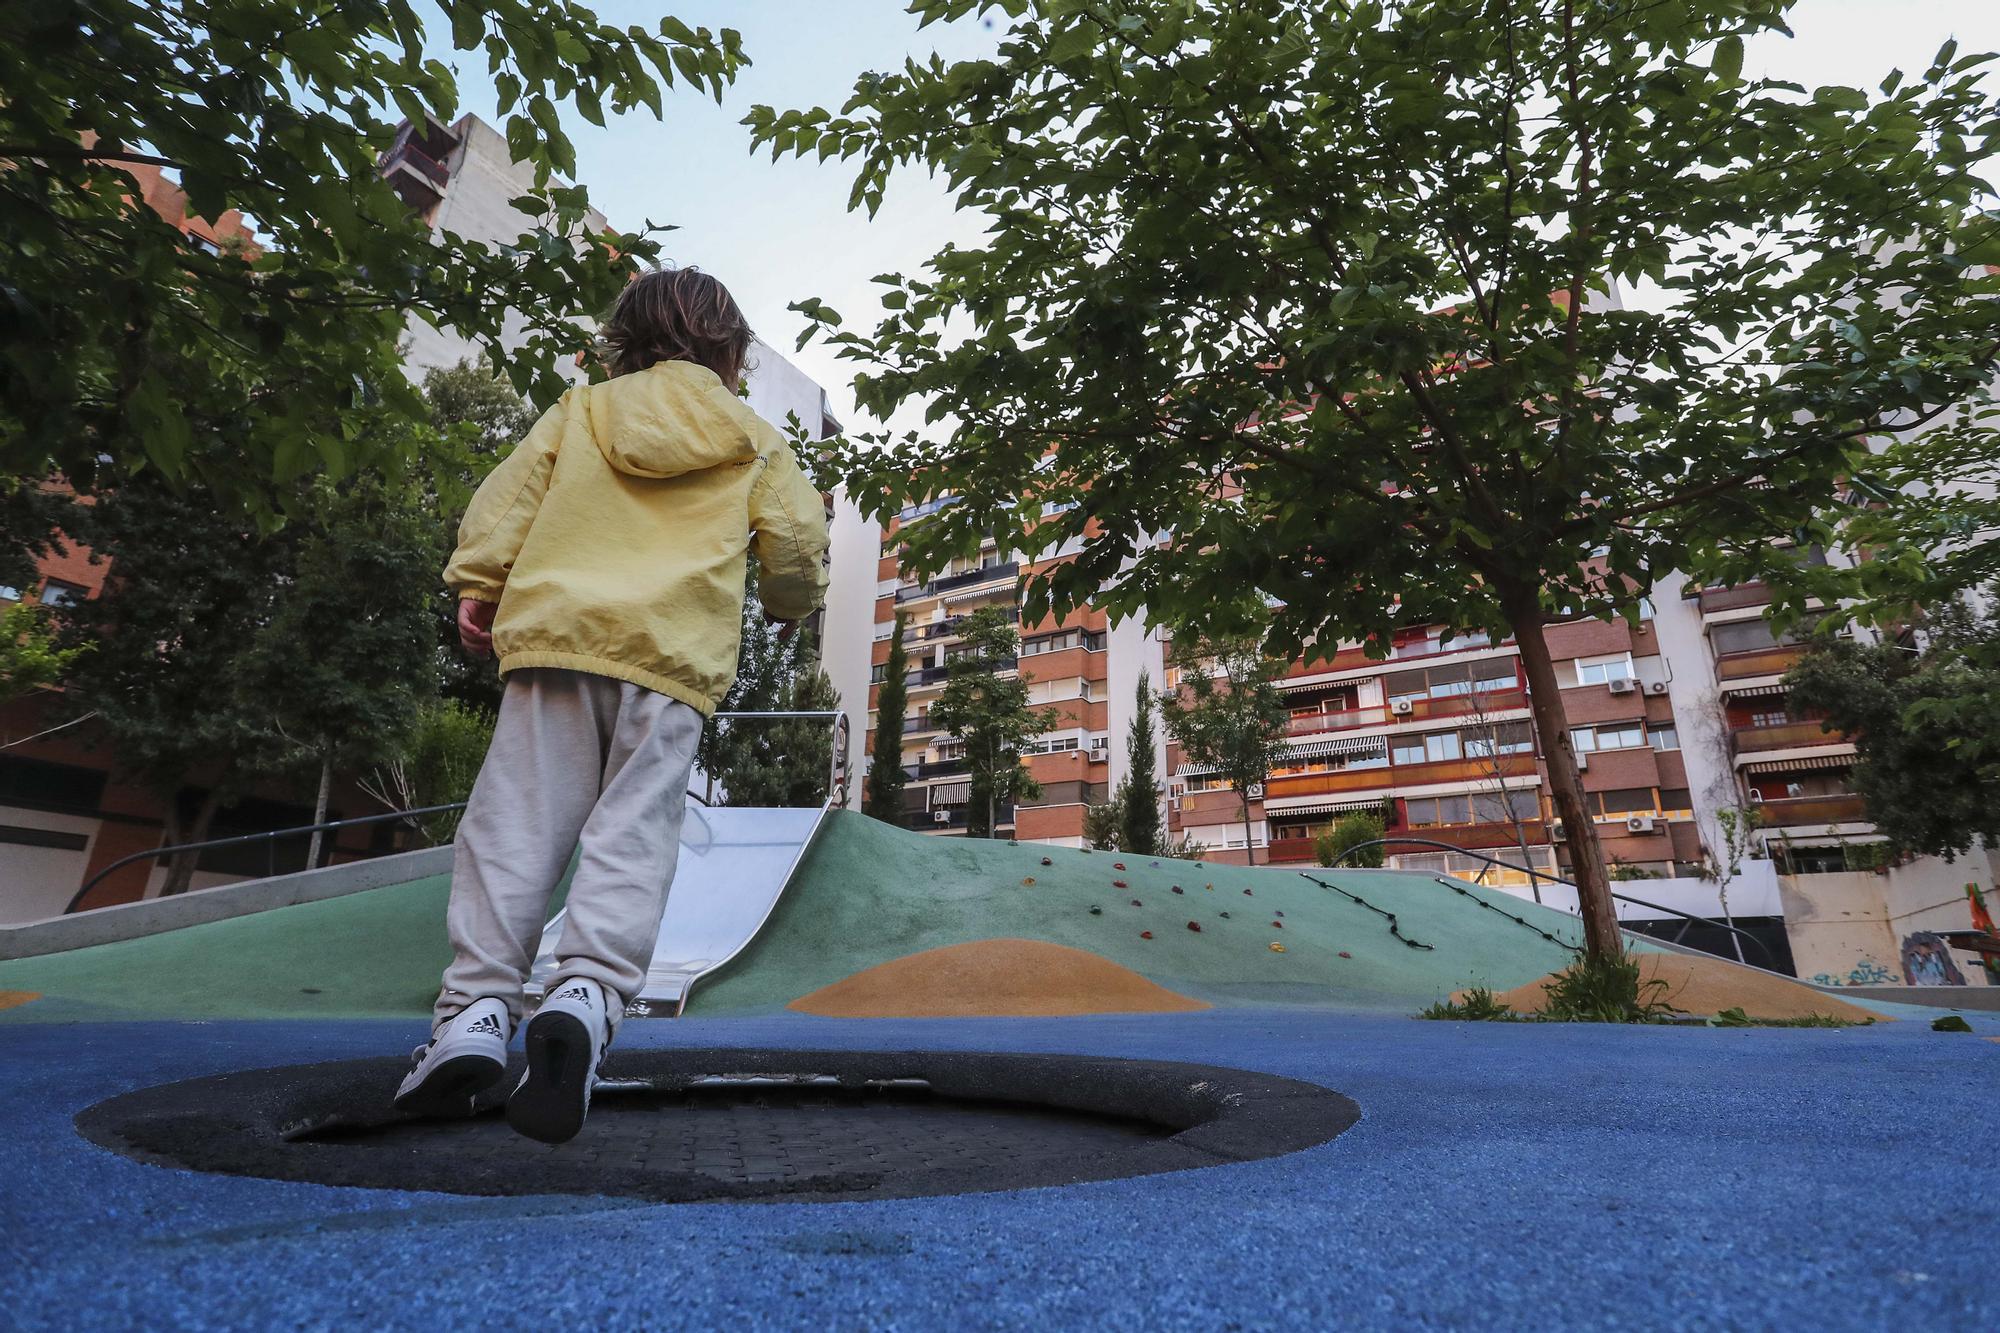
586, 361, 760, 479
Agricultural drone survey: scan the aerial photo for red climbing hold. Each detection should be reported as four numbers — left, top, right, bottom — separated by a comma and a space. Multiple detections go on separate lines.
1113, 879, 1128, 888
1338, 951, 1352, 959
1140, 931, 1153, 940
1187, 921, 1201, 932
1113, 862, 1126, 870
1271, 921, 1283, 929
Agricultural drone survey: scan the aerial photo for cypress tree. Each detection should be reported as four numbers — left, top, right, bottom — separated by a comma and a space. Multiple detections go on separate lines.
1116, 675, 1163, 856
863, 611, 910, 823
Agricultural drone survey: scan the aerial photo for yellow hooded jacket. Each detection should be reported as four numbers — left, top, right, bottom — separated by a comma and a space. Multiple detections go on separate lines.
444, 360, 831, 716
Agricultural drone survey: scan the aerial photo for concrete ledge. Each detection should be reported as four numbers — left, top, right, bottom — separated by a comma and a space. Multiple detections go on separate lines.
1813, 984, 2000, 1012
0, 847, 454, 961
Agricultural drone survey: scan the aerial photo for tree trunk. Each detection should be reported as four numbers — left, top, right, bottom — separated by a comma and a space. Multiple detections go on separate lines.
1241, 791, 1257, 867
162, 787, 225, 897
307, 753, 333, 870
1503, 594, 1623, 959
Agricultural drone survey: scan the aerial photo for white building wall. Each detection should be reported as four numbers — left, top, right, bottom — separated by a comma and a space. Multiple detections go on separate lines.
821, 490, 881, 802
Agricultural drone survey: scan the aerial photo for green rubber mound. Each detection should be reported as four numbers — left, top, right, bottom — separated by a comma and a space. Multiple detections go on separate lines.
0, 809, 1611, 1022
695, 811, 1593, 1015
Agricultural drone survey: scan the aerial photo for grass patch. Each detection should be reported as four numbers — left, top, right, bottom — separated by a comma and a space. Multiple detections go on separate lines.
1418, 986, 1517, 1022
1539, 951, 1679, 1023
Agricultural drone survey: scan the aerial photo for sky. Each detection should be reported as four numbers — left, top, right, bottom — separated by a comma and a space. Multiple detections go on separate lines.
424, 1, 2000, 434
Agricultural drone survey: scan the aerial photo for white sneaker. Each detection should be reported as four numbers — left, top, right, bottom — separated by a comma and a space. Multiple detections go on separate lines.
394, 997, 512, 1118
507, 977, 613, 1144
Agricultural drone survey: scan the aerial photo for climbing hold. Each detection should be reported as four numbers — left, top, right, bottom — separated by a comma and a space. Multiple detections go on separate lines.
1113, 879, 1128, 888
1114, 862, 1126, 870
1271, 921, 1283, 929
1275, 910, 1284, 918
1149, 861, 1160, 868
1008, 840, 1019, 846
1089, 906, 1103, 915
1041, 857, 1053, 866
1269, 942, 1286, 953
1140, 931, 1153, 940
1220, 911, 1231, 919
1130, 899, 1142, 907
1242, 888, 1254, 896
1338, 951, 1352, 959
1080, 848, 1092, 854
1187, 921, 1201, 933
1171, 886, 1184, 895
1204, 883, 1214, 891
1022, 877, 1036, 886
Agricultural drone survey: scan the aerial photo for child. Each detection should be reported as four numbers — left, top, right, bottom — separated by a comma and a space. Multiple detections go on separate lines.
394, 268, 830, 1143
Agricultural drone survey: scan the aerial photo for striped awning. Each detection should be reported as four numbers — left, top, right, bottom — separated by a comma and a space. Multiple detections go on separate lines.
1266, 797, 1389, 818
1175, 762, 1217, 779
1721, 680, 1788, 699
1284, 736, 1389, 760
1743, 753, 1853, 774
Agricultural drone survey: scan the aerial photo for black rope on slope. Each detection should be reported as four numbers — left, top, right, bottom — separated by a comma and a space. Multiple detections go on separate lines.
1426, 876, 1582, 955
1296, 872, 1435, 951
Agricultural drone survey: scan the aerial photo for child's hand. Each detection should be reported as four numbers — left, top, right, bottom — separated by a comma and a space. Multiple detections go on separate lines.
457, 597, 497, 658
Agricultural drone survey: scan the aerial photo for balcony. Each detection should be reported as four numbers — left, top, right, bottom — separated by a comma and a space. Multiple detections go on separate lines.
895, 561, 1019, 603
1714, 644, 1807, 681
380, 135, 452, 210
1285, 689, 1529, 736
1731, 719, 1846, 754
1264, 753, 1537, 800
908, 758, 968, 780
904, 803, 1014, 832
1754, 793, 1868, 827
915, 610, 1019, 643
1697, 583, 1772, 616
1267, 836, 1319, 865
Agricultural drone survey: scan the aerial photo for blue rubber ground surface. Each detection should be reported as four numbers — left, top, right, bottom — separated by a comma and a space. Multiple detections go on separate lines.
4, 1009, 1995, 1331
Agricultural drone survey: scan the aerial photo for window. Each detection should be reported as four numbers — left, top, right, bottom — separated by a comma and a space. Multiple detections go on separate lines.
1024, 736, 1082, 755
1590, 787, 1658, 817
1574, 722, 1645, 752
1574, 654, 1634, 685
1659, 787, 1693, 816
39, 580, 82, 607
187, 232, 221, 256
1465, 722, 1533, 757
1748, 709, 1787, 729
1648, 724, 1680, 751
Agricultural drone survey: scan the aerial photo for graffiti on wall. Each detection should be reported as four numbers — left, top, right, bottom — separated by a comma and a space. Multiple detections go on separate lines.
1811, 960, 1894, 988
1901, 932, 1968, 987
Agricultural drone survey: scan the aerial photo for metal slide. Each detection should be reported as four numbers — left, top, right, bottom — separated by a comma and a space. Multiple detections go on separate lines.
526, 711, 846, 1017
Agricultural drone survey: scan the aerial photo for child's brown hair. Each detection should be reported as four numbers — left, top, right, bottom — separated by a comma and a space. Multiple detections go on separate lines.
599, 267, 754, 386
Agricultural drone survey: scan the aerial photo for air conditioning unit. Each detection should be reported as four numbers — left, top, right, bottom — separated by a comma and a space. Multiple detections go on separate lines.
1607, 677, 1637, 695
932, 810, 953, 825
1245, 783, 1265, 800
1088, 736, 1109, 755
1390, 698, 1416, 716
1625, 816, 1657, 834
1550, 820, 1568, 840
1646, 681, 1668, 696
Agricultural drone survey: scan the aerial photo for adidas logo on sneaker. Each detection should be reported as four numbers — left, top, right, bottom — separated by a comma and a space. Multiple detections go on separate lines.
464, 1013, 503, 1037
555, 986, 594, 1004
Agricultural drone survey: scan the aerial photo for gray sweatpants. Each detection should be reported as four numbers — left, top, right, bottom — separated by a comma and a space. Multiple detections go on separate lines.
433, 668, 702, 1030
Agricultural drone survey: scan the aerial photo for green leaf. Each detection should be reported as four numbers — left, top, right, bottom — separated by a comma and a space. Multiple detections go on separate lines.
1712, 35, 1743, 84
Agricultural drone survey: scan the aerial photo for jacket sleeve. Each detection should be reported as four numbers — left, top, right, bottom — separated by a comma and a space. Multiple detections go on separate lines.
748, 435, 831, 622
443, 393, 569, 603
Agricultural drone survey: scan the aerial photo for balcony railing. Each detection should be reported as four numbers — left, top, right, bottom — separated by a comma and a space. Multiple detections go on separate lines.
1285, 689, 1529, 736
908, 758, 968, 780
1714, 644, 1807, 681
1697, 583, 1772, 616
915, 610, 1019, 642
1731, 719, 1846, 754
1264, 753, 1537, 800
1753, 793, 1868, 827
895, 561, 1019, 603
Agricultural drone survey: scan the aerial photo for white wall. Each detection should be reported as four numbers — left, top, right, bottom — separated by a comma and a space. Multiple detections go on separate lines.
821, 489, 881, 802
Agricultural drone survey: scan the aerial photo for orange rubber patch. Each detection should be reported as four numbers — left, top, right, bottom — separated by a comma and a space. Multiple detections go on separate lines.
788, 938, 1209, 1018
0, 991, 42, 1011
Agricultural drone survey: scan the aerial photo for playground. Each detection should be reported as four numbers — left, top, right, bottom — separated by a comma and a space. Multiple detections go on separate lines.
3, 809, 1995, 1329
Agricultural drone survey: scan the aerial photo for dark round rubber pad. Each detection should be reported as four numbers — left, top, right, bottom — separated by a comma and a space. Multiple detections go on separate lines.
77, 1048, 1359, 1204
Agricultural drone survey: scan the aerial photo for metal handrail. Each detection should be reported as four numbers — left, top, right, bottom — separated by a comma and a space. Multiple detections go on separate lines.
64, 802, 470, 914
1325, 836, 1781, 969
64, 710, 850, 915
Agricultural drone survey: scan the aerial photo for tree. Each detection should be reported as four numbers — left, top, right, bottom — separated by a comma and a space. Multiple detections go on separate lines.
1785, 600, 2000, 859
1114, 674, 1163, 856
864, 611, 911, 823
928, 606, 1049, 838
63, 471, 297, 894
360, 697, 494, 847
2, 2, 745, 522
241, 475, 439, 866
1160, 633, 1288, 866
421, 362, 538, 717
1699, 804, 1765, 963
753, 1, 2000, 959
0, 602, 85, 703
1082, 800, 1122, 851
1315, 812, 1385, 869
700, 565, 841, 807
